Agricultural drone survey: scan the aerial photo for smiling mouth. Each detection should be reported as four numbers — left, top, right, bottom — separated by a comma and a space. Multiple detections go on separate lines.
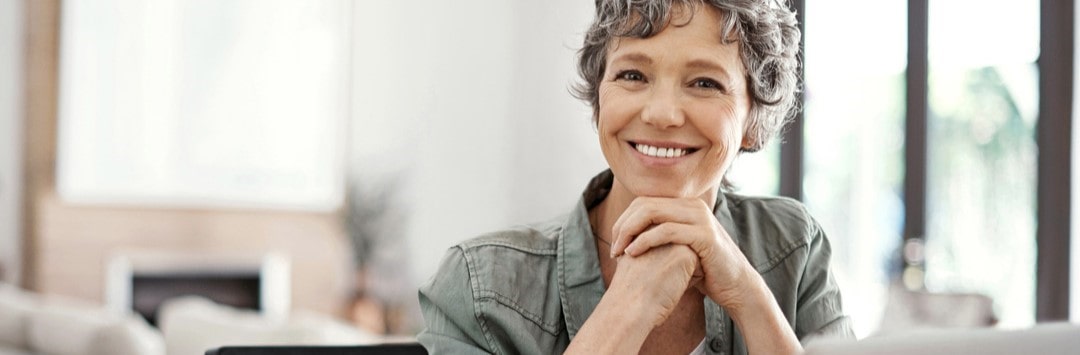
631, 142, 699, 158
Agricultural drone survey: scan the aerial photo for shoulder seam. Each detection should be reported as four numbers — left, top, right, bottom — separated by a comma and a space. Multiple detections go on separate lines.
727, 193, 802, 206
460, 240, 557, 256
459, 246, 503, 355
729, 195, 815, 273
756, 241, 809, 274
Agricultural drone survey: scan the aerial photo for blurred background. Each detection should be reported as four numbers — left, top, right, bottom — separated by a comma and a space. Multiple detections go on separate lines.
0, 0, 1077, 353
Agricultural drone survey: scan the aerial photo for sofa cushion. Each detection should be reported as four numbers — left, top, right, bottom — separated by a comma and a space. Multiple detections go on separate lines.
89, 316, 165, 355
0, 283, 36, 350
288, 310, 378, 344
0, 345, 34, 355
159, 296, 375, 355
26, 296, 122, 355
0, 285, 164, 355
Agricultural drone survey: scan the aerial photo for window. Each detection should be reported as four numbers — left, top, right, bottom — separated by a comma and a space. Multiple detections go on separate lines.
798, 0, 1059, 333
728, 141, 780, 196
802, 0, 908, 337
923, 0, 1040, 328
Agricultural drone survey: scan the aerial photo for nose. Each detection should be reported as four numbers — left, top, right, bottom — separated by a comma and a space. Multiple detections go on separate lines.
640, 85, 685, 129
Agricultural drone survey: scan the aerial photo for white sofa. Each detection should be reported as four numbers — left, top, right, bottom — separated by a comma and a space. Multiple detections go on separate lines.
158, 296, 377, 355
0, 283, 380, 355
0, 283, 164, 355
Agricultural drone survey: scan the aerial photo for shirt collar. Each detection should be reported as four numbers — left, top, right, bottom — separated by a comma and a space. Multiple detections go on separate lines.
557, 171, 609, 338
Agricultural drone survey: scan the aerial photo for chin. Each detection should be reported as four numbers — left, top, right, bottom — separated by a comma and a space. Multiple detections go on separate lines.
623, 177, 700, 199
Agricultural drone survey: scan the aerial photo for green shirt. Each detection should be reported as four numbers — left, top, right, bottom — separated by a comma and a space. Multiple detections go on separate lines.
418, 170, 854, 354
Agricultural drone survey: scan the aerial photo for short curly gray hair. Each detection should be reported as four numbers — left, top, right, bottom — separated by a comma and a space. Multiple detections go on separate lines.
572, 0, 801, 152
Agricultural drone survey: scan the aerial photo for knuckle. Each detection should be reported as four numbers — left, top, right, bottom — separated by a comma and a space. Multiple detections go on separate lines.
643, 198, 660, 210
663, 224, 679, 238
675, 245, 696, 260
656, 224, 673, 237
644, 202, 658, 216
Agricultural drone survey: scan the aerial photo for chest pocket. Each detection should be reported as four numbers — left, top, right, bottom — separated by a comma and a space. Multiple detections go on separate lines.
467, 244, 564, 336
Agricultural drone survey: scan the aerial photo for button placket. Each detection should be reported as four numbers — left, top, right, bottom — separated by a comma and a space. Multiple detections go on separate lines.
704, 298, 726, 354
709, 337, 724, 353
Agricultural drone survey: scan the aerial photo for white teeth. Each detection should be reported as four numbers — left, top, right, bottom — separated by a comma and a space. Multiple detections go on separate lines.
634, 143, 690, 158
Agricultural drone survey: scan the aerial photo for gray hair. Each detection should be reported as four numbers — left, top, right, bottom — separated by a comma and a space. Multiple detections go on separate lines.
572, 0, 801, 152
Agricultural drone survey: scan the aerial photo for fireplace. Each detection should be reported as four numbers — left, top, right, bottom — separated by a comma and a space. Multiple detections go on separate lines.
106, 250, 290, 326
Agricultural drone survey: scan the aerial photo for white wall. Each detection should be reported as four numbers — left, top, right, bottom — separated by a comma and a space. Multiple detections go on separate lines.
0, 0, 24, 284
506, 2, 607, 225
350, 0, 604, 288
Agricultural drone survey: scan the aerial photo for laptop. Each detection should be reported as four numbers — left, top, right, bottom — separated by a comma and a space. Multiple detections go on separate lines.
803, 322, 1080, 355
205, 343, 427, 355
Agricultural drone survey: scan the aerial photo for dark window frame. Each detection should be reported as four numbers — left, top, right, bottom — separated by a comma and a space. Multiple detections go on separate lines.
784, 0, 1073, 321
1036, 0, 1073, 322
779, 0, 805, 201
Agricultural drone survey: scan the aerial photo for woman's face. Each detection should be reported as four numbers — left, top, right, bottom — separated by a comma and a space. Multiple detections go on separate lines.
597, 6, 750, 200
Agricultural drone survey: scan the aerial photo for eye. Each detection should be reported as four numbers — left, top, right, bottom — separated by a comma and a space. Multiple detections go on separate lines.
614, 70, 646, 82
691, 78, 724, 91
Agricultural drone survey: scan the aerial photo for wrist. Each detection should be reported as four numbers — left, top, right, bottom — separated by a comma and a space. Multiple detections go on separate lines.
567, 286, 654, 354
718, 270, 771, 319
605, 275, 670, 327
717, 272, 803, 355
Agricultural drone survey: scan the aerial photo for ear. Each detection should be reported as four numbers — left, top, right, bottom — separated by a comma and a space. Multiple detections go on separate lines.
740, 134, 754, 150
739, 112, 755, 150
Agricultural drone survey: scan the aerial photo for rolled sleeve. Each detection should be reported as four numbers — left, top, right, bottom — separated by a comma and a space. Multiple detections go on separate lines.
795, 219, 855, 342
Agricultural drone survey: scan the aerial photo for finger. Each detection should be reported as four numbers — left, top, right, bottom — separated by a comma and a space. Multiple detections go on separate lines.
610, 224, 651, 258
610, 198, 687, 255
609, 198, 652, 256
615, 197, 711, 239
611, 198, 708, 256
624, 222, 704, 257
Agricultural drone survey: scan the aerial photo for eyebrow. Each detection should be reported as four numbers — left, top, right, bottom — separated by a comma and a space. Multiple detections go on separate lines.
686, 59, 731, 75
609, 52, 735, 80
609, 52, 653, 65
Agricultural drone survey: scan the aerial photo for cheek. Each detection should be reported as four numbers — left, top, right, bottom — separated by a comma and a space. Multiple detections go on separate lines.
596, 85, 610, 125
597, 86, 631, 134
721, 108, 745, 145
701, 103, 747, 147
728, 101, 751, 142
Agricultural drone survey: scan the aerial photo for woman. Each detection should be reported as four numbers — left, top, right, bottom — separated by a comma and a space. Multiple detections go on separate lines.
418, 0, 853, 354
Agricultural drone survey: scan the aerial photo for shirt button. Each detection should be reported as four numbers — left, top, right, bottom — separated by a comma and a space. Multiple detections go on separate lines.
709, 338, 723, 353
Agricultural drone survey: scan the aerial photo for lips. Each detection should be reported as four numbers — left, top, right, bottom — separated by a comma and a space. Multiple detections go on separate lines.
630, 142, 699, 158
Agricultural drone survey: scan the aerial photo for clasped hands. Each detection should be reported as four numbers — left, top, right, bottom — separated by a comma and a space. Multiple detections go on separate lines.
604, 196, 758, 327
